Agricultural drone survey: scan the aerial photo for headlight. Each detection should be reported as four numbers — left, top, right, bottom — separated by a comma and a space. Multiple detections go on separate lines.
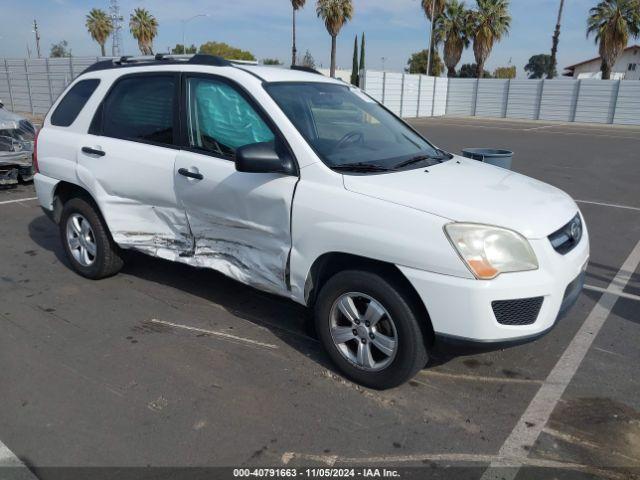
444, 223, 538, 280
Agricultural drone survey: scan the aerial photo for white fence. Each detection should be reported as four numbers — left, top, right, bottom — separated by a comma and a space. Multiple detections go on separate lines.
0, 57, 111, 115
1, 58, 639, 126
362, 70, 640, 126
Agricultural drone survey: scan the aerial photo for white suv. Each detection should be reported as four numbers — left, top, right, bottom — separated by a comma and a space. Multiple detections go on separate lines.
34, 54, 589, 389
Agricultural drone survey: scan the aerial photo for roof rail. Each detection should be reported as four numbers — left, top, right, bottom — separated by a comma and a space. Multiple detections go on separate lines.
290, 65, 323, 75
81, 54, 232, 74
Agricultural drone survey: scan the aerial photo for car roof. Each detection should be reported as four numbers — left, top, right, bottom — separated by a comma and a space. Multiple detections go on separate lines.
236, 65, 342, 84
79, 54, 344, 86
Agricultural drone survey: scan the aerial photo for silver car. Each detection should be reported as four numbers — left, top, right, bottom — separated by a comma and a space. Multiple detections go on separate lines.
0, 100, 36, 185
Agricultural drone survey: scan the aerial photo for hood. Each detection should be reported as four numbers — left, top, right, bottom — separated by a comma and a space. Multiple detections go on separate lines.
342, 156, 578, 239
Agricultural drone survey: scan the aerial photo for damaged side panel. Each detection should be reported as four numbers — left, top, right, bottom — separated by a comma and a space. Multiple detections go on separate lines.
183, 211, 291, 295
174, 151, 298, 297
109, 204, 194, 260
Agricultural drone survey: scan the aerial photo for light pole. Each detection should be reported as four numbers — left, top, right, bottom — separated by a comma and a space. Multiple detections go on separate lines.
381, 57, 386, 71
181, 14, 209, 54
32, 19, 41, 58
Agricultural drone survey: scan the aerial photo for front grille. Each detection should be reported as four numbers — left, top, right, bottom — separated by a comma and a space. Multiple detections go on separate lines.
492, 297, 544, 326
549, 214, 583, 255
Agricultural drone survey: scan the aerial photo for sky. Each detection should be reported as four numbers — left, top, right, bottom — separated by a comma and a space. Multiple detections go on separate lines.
0, 0, 637, 77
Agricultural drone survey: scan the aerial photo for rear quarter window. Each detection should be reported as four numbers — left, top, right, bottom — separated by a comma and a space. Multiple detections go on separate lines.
98, 75, 177, 146
50, 79, 100, 127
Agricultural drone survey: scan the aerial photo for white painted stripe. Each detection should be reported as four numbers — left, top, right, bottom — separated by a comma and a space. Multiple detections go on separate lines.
412, 120, 640, 140
584, 284, 640, 302
481, 239, 640, 480
150, 319, 278, 350
281, 452, 625, 479
576, 199, 640, 212
0, 438, 38, 478
419, 369, 542, 385
0, 197, 38, 206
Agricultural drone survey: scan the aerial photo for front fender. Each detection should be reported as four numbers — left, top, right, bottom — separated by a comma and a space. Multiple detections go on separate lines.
288, 180, 473, 304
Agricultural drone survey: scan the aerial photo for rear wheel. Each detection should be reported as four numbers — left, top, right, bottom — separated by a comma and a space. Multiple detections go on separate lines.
59, 197, 123, 279
315, 270, 428, 389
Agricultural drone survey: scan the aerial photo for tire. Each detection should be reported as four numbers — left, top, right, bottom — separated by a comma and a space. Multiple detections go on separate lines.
59, 197, 123, 279
314, 270, 428, 389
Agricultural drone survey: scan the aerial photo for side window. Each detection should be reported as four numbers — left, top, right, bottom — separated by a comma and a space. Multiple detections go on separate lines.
186, 77, 275, 157
51, 79, 100, 127
101, 75, 176, 146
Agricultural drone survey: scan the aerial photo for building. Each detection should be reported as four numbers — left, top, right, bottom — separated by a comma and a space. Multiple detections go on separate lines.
563, 45, 640, 80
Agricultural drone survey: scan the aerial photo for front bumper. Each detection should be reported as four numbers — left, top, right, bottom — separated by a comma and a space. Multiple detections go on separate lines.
0, 151, 34, 182
399, 226, 590, 344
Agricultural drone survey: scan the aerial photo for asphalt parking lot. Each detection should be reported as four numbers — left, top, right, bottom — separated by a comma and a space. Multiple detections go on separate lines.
1, 117, 639, 479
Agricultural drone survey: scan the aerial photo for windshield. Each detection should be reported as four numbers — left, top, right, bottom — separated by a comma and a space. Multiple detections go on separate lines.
265, 82, 445, 170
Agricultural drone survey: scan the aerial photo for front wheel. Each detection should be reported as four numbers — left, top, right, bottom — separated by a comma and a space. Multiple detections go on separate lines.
314, 270, 428, 389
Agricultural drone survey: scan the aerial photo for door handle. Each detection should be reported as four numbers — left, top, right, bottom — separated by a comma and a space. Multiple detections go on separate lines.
178, 168, 204, 180
82, 146, 105, 157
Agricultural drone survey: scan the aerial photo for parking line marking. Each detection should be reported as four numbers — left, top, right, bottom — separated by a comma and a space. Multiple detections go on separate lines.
576, 199, 640, 212
0, 197, 38, 205
480, 239, 640, 480
419, 370, 542, 385
281, 452, 625, 479
584, 284, 640, 302
411, 120, 640, 139
0, 438, 37, 478
150, 319, 278, 350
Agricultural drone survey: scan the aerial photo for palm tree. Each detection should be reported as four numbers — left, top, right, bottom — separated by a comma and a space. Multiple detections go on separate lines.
86, 8, 113, 57
422, 0, 446, 75
548, 0, 565, 78
291, 0, 306, 66
129, 8, 158, 55
316, 0, 354, 77
587, 0, 640, 80
468, 0, 511, 78
436, 0, 470, 77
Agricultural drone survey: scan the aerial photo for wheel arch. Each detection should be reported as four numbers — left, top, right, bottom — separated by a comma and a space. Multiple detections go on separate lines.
51, 181, 104, 225
304, 252, 434, 345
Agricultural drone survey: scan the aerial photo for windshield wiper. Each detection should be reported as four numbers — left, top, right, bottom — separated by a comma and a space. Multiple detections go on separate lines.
392, 154, 445, 170
331, 163, 391, 172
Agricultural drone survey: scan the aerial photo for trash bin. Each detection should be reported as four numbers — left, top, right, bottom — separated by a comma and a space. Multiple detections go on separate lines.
462, 148, 513, 170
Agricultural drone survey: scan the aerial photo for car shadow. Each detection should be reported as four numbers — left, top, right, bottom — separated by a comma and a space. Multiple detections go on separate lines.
30, 214, 634, 377
27, 214, 342, 372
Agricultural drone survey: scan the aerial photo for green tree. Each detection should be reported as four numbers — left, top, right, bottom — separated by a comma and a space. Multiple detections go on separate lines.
548, 0, 565, 78
129, 8, 158, 55
263, 58, 283, 65
587, 0, 640, 79
407, 49, 444, 76
359, 32, 366, 71
291, 0, 306, 65
493, 65, 516, 78
350, 35, 359, 85
50, 40, 72, 58
199, 41, 256, 61
421, 0, 446, 75
85, 8, 113, 57
316, 0, 354, 78
436, 0, 471, 77
524, 54, 552, 78
171, 44, 197, 54
458, 63, 490, 77
468, 0, 511, 78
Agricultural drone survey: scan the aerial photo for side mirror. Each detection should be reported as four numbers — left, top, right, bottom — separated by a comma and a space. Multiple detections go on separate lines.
235, 142, 296, 175
0, 99, 4, 109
